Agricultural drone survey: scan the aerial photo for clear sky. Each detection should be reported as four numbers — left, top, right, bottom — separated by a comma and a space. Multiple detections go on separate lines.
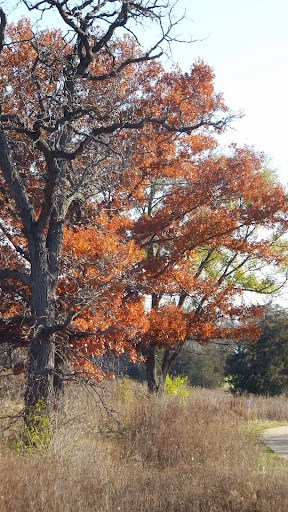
170, 0, 288, 186
5, 0, 288, 185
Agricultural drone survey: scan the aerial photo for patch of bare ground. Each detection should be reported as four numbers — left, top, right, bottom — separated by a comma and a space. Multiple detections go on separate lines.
1, 378, 288, 511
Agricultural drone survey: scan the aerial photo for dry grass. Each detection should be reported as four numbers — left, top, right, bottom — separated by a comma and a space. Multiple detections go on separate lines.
1, 378, 288, 511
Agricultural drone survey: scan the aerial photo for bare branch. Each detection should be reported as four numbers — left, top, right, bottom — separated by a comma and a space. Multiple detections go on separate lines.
0, 132, 36, 236
0, 7, 6, 56
84, 51, 163, 81
0, 267, 31, 287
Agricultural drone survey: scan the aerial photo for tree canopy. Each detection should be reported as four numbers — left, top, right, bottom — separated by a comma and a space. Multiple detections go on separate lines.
225, 305, 288, 396
0, 0, 288, 416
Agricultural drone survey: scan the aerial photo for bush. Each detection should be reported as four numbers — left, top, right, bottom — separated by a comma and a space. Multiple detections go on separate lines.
10, 399, 51, 452
165, 374, 190, 397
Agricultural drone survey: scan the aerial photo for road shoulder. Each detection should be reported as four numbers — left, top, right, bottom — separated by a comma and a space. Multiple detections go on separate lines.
262, 426, 288, 458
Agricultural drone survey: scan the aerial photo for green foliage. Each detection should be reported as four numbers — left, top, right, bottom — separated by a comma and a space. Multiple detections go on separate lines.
11, 399, 51, 452
199, 237, 287, 295
225, 305, 288, 396
165, 374, 190, 397
170, 343, 225, 389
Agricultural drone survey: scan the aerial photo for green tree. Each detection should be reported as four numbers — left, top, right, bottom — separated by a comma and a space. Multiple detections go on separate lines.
225, 305, 288, 396
170, 342, 225, 388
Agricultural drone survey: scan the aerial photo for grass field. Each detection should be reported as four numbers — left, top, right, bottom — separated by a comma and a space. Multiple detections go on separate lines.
1, 377, 288, 511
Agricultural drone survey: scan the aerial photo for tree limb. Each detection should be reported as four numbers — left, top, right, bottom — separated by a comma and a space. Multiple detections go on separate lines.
0, 132, 36, 237
0, 268, 31, 287
0, 7, 6, 55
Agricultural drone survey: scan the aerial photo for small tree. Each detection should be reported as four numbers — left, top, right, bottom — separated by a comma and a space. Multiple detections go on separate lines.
225, 305, 288, 396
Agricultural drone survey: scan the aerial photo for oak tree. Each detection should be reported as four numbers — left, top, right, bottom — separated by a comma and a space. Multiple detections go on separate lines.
0, 0, 287, 416
125, 145, 288, 392
0, 0, 238, 417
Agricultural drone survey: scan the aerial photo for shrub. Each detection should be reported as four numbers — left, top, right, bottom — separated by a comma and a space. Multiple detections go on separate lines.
165, 374, 190, 397
10, 399, 51, 452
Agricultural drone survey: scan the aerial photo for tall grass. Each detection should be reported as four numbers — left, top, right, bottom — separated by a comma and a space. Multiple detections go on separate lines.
1, 378, 288, 511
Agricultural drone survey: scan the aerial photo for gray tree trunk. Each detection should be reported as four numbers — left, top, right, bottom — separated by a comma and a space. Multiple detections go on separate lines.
145, 346, 181, 395
145, 346, 157, 393
24, 247, 58, 417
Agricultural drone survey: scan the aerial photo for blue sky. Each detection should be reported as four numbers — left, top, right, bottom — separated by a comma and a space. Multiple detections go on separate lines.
6, 0, 288, 185
170, 0, 288, 186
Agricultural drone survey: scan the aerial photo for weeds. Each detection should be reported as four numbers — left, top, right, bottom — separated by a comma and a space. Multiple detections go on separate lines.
9, 398, 51, 452
1, 379, 288, 511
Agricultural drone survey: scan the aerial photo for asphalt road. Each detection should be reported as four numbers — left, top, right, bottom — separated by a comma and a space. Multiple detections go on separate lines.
262, 427, 288, 459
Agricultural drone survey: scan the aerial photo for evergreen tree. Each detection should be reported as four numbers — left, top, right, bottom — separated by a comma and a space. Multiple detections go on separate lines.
225, 305, 288, 396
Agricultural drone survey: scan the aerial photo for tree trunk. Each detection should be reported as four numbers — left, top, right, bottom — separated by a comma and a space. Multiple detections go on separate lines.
160, 349, 181, 394
145, 346, 157, 393
24, 333, 55, 416
145, 347, 182, 395
24, 248, 58, 420
23, 180, 66, 419
157, 349, 171, 395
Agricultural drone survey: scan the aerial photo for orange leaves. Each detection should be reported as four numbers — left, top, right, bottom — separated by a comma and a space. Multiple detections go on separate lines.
145, 302, 188, 346
72, 358, 110, 382
1, 17, 288, 385
63, 211, 143, 284
58, 207, 150, 375
1, 19, 68, 121
133, 59, 227, 131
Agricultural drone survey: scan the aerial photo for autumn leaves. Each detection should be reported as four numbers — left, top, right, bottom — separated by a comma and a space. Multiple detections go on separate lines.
0, 4, 287, 405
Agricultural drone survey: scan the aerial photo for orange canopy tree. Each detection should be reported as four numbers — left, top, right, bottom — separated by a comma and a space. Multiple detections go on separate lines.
89, 98, 288, 392
128, 144, 288, 392
0, 0, 287, 412
0, 1, 237, 417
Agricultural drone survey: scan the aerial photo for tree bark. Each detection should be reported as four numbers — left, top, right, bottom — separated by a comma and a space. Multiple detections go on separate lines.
145, 346, 182, 395
24, 262, 55, 415
157, 349, 170, 395
145, 346, 157, 393
24, 218, 64, 418
24, 333, 55, 415
24, 260, 66, 420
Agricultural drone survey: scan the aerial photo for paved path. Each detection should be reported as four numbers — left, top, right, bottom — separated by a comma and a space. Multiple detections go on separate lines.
262, 426, 288, 459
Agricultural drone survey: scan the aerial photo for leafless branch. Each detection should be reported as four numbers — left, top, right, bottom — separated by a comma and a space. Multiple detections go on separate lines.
0, 7, 6, 55
0, 268, 31, 287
